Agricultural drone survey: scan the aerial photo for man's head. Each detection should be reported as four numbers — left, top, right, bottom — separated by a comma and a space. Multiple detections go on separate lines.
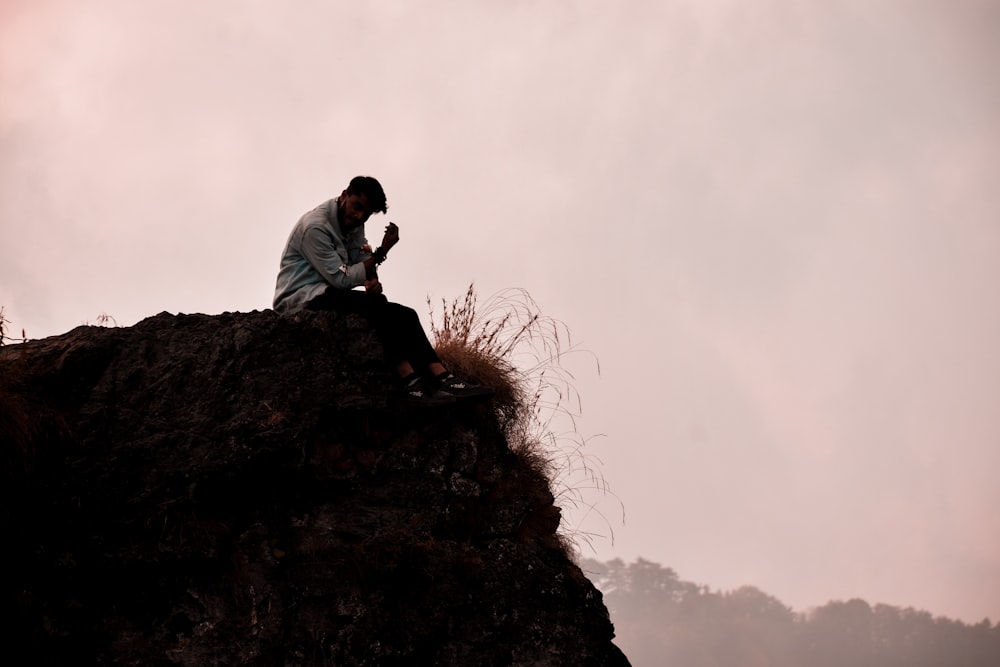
338, 176, 387, 230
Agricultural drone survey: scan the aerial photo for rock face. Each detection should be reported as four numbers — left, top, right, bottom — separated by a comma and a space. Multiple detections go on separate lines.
0, 310, 629, 666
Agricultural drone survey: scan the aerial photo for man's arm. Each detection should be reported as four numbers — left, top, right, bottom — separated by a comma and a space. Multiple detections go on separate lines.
298, 221, 398, 292
299, 226, 367, 290
362, 223, 400, 295
360, 223, 400, 280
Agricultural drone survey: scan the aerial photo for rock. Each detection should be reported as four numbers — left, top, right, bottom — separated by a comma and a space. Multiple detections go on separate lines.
0, 309, 630, 666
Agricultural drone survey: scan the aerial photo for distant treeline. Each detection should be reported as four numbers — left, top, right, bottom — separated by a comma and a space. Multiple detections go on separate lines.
582, 558, 1000, 667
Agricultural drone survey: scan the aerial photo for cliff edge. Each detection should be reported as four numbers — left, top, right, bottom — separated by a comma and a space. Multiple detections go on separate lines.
0, 309, 629, 666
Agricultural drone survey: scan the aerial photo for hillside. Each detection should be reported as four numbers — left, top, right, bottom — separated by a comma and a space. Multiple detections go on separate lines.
583, 557, 999, 667
0, 309, 630, 666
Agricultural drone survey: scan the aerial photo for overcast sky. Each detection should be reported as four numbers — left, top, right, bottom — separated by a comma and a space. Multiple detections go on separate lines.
2, 0, 998, 623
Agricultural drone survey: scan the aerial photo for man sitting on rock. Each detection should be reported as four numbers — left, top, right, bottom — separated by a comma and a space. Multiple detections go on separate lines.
273, 175, 492, 406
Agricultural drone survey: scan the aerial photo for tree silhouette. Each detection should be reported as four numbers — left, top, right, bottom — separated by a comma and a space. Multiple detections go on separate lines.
583, 557, 1000, 667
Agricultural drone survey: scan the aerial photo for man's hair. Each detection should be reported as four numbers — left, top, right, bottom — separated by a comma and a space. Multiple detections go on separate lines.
345, 176, 388, 213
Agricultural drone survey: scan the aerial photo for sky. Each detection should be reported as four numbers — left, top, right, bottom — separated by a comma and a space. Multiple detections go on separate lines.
1, 0, 998, 624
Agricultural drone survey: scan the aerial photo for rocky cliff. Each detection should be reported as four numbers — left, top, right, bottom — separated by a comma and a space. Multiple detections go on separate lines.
0, 310, 629, 666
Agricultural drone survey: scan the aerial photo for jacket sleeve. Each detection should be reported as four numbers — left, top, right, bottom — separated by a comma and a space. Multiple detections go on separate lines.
300, 225, 367, 290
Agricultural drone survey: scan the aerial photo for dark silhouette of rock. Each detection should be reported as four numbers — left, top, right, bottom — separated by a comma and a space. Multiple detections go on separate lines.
0, 310, 630, 666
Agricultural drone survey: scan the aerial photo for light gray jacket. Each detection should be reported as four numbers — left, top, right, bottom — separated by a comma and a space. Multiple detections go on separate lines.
272, 198, 372, 314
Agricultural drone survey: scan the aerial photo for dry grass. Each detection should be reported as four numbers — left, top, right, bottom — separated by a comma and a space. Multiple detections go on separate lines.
0, 306, 28, 346
0, 306, 116, 346
428, 284, 618, 555
88, 312, 118, 327
428, 284, 584, 439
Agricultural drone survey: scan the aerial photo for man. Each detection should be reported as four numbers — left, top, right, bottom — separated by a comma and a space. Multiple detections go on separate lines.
273, 176, 491, 406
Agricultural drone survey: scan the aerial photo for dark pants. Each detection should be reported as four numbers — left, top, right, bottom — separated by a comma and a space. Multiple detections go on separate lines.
306, 288, 440, 370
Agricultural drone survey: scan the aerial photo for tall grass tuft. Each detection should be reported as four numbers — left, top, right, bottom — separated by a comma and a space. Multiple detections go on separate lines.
427, 284, 617, 555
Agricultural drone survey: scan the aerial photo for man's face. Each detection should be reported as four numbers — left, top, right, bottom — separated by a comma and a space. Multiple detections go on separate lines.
339, 192, 374, 230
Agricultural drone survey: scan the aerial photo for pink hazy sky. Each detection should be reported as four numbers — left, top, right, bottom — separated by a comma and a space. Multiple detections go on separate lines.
2, 0, 998, 623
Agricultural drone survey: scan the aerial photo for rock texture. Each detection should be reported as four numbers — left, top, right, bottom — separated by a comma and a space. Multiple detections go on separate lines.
0, 310, 629, 666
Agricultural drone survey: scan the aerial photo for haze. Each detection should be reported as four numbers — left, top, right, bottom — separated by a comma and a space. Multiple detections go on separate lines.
1, 0, 998, 623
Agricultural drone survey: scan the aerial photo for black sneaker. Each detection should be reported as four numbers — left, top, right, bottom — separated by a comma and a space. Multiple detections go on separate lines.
435, 373, 495, 401
397, 376, 456, 407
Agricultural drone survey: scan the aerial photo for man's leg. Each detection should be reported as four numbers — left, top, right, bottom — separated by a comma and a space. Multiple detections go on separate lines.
307, 289, 436, 374
375, 303, 492, 399
307, 288, 491, 401
377, 302, 440, 370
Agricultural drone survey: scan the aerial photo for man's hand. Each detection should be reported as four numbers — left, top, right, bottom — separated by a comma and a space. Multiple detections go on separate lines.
364, 278, 383, 295
361, 223, 399, 275
381, 222, 399, 251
